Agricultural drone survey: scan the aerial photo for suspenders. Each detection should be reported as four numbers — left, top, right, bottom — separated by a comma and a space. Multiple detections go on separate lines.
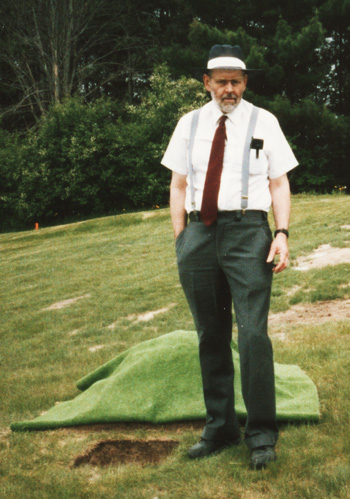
241, 106, 259, 211
187, 108, 201, 214
187, 105, 259, 213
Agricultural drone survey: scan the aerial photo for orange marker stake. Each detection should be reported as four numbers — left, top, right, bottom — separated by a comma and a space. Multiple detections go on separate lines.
35, 223, 39, 230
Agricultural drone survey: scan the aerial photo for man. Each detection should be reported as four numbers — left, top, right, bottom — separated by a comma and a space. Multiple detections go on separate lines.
161, 44, 298, 470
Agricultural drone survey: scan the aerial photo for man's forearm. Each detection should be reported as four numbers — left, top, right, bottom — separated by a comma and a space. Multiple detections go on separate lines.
270, 174, 291, 231
267, 174, 291, 273
170, 173, 187, 239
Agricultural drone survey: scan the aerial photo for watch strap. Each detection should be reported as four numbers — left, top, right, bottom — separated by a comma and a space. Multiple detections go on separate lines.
274, 229, 289, 238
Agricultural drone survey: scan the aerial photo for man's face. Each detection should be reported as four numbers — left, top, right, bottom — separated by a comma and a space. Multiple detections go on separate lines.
203, 69, 248, 114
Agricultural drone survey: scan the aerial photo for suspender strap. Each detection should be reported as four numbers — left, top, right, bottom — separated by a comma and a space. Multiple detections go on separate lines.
188, 105, 260, 213
188, 108, 201, 212
241, 105, 259, 211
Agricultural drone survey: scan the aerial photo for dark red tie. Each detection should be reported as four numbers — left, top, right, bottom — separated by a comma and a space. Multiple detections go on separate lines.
201, 115, 227, 226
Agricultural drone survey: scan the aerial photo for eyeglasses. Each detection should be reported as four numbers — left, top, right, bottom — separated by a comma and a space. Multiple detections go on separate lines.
213, 78, 246, 88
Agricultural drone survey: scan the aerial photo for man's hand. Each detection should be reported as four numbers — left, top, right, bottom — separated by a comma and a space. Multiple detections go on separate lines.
266, 233, 289, 273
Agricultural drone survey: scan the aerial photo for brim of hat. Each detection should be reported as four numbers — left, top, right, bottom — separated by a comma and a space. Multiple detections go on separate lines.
207, 66, 261, 73
192, 67, 262, 81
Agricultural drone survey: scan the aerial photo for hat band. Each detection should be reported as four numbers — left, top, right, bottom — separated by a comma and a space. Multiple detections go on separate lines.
207, 56, 246, 70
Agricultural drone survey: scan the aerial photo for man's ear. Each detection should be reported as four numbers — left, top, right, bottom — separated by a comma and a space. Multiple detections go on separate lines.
203, 73, 211, 92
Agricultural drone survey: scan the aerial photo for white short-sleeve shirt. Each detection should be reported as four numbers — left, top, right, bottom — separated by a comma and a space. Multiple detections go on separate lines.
161, 99, 298, 213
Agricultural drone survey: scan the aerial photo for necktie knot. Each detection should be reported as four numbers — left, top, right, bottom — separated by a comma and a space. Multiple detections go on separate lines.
219, 115, 227, 126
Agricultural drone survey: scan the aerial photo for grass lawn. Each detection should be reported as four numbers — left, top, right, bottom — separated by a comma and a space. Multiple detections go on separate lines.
1, 194, 350, 499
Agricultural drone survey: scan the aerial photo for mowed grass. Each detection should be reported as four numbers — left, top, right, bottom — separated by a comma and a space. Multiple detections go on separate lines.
0, 194, 350, 499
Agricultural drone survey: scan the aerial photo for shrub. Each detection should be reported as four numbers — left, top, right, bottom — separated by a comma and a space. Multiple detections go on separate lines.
17, 97, 125, 224
269, 95, 350, 193
0, 67, 207, 230
0, 129, 23, 230
119, 64, 207, 207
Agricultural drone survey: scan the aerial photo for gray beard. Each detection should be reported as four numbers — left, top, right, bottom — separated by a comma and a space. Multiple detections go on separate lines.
211, 91, 238, 114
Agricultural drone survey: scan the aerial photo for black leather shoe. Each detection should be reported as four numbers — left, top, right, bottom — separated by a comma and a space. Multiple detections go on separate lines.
250, 446, 276, 470
187, 437, 240, 459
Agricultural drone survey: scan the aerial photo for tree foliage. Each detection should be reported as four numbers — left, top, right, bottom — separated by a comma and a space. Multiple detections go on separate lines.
0, 0, 159, 128
0, 0, 349, 230
0, 67, 206, 230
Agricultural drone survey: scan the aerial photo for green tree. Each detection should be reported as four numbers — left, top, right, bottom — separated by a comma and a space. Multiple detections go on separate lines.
319, 0, 350, 115
0, 130, 23, 229
119, 65, 207, 207
0, 67, 207, 230
269, 96, 350, 192
1, 0, 349, 230
0, 0, 159, 128
13, 97, 124, 225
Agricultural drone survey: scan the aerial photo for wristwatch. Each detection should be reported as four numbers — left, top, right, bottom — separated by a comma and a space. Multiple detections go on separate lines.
274, 229, 289, 238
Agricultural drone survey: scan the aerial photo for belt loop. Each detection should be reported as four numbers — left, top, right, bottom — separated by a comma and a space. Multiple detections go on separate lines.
189, 211, 201, 222
234, 210, 242, 221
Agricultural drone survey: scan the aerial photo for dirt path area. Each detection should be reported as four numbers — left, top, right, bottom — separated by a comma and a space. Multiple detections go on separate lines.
294, 244, 350, 271
269, 242, 350, 327
269, 299, 350, 327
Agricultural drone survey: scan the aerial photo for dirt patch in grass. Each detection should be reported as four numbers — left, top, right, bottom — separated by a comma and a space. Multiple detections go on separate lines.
294, 244, 350, 271
127, 304, 176, 323
88, 345, 105, 352
270, 299, 350, 327
42, 294, 91, 311
106, 304, 177, 330
73, 439, 179, 467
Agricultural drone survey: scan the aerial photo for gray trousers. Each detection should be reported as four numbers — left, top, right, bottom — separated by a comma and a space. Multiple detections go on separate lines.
175, 210, 279, 450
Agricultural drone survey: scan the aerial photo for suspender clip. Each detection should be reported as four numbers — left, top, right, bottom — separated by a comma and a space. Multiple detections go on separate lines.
241, 196, 248, 214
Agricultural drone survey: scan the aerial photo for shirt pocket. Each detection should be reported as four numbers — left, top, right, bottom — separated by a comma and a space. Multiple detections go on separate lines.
191, 136, 213, 172
249, 149, 268, 175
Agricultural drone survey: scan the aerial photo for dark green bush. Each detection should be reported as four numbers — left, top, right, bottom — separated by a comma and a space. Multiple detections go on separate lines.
0, 67, 206, 230
1, 65, 349, 232
0, 129, 23, 230
269, 96, 350, 192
